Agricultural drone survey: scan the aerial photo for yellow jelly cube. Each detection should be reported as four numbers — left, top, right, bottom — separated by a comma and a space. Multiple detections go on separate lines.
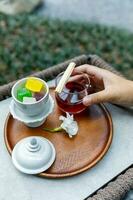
25, 78, 44, 92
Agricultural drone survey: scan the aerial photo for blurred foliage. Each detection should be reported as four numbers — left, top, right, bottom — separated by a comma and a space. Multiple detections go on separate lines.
0, 13, 133, 85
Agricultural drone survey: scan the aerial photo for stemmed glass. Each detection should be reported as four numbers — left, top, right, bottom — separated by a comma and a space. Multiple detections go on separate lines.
55, 72, 93, 114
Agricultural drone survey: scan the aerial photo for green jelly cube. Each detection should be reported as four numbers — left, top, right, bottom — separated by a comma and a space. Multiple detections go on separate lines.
17, 87, 32, 102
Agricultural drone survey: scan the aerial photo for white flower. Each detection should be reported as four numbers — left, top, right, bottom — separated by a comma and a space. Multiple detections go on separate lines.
43, 112, 78, 138
59, 112, 78, 138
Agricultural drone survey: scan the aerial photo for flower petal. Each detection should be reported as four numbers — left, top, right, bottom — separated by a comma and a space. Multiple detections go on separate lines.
59, 112, 79, 138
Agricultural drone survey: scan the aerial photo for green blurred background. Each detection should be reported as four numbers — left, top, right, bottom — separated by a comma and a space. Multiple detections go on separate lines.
0, 13, 133, 85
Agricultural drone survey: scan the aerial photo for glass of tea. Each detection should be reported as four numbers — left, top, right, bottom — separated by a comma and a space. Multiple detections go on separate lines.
55, 72, 93, 114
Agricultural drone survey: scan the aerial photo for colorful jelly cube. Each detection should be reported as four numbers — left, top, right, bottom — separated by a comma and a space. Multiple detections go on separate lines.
33, 92, 45, 101
17, 88, 32, 102
23, 97, 36, 104
25, 78, 44, 92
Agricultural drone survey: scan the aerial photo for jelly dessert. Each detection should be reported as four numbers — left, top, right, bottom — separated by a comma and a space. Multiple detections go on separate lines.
17, 78, 46, 103
25, 78, 43, 92
33, 90, 45, 101
17, 88, 32, 102
23, 97, 36, 104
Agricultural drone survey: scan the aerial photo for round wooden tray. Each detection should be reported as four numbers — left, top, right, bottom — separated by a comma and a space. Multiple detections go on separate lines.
4, 88, 113, 178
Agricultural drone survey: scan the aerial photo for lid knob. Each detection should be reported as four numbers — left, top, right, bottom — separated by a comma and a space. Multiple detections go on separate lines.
26, 138, 41, 152
31, 138, 37, 145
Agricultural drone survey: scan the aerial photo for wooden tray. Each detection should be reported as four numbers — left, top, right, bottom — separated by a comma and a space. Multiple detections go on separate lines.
4, 88, 113, 178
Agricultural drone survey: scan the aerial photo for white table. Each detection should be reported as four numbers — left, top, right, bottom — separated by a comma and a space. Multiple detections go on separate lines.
0, 95, 133, 200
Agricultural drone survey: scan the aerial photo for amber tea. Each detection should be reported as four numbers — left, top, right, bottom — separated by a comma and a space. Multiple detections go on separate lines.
55, 71, 92, 114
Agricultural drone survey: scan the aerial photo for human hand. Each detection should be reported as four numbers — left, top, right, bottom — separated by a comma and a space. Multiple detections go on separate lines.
73, 64, 133, 106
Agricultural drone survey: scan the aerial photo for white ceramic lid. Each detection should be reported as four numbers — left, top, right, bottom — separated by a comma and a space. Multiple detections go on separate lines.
12, 136, 56, 174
